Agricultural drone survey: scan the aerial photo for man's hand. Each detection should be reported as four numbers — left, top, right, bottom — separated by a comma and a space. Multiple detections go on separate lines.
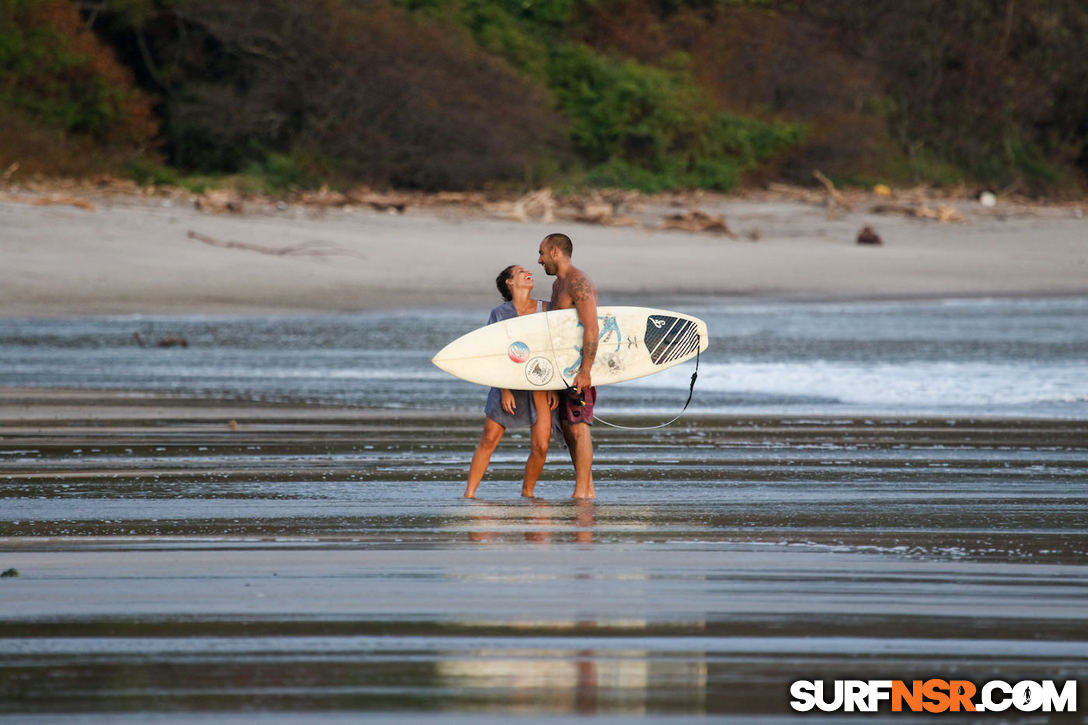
572, 370, 592, 393
501, 389, 516, 415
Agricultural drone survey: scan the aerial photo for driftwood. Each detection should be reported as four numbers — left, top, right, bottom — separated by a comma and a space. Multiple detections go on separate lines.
296, 189, 350, 208
194, 190, 243, 213
269, 188, 413, 212
0, 193, 95, 211
490, 188, 649, 226
568, 209, 640, 227
187, 230, 362, 258
872, 203, 964, 223
133, 332, 189, 348
765, 183, 824, 204
662, 209, 735, 236
915, 204, 965, 222
509, 189, 556, 222
433, 191, 487, 206
813, 170, 852, 211
346, 189, 411, 213
92, 175, 144, 194
563, 191, 640, 227
194, 186, 412, 214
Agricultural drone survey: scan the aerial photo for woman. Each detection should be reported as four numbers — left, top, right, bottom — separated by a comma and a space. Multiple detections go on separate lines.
464, 265, 557, 498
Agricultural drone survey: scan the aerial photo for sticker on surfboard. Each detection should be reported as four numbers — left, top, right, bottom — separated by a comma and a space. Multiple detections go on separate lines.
508, 341, 530, 363
644, 315, 701, 365
524, 357, 554, 386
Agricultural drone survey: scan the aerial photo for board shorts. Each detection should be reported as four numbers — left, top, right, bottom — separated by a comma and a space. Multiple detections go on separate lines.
558, 386, 596, 425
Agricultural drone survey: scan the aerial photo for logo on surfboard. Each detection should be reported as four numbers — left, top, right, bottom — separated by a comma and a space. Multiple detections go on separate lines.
524, 357, 554, 386
508, 341, 530, 363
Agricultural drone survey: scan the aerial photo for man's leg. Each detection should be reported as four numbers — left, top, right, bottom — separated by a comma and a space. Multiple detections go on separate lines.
561, 420, 594, 499
465, 418, 505, 498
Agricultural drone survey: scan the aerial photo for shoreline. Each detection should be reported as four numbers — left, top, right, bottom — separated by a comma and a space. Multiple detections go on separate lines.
2, 186, 1086, 317
2, 384, 1085, 427
3, 289, 1088, 321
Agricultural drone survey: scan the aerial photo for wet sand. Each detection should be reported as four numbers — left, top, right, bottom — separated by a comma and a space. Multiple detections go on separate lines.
2, 389, 1086, 719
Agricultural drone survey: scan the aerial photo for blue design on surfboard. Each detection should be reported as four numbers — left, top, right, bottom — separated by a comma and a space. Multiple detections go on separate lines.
563, 315, 621, 379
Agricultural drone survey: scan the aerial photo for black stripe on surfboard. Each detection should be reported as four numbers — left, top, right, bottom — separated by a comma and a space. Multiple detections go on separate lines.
645, 316, 699, 365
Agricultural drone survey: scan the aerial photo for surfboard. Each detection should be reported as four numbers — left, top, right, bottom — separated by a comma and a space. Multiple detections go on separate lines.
432, 306, 708, 390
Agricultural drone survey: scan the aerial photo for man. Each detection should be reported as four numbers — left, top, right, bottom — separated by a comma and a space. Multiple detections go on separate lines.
538, 232, 598, 499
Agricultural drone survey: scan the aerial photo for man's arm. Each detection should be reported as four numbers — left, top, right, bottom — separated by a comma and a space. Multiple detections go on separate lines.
571, 276, 598, 391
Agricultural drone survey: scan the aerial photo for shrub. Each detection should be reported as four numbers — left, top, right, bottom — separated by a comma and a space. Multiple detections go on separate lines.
547, 43, 803, 190
0, 106, 144, 178
800, 0, 1088, 193
456, 0, 552, 81
0, 0, 156, 144
129, 0, 568, 189
385, 0, 803, 191
128, 158, 182, 187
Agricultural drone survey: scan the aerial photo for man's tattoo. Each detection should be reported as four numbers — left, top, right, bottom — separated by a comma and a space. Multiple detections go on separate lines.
569, 275, 594, 301
582, 336, 598, 363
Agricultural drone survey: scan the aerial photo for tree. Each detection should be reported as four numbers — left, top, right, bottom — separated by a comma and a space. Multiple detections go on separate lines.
89, 0, 568, 188
0, 0, 156, 142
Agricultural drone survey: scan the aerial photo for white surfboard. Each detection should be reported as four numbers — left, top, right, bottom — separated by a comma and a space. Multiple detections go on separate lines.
432, 306, 708, 390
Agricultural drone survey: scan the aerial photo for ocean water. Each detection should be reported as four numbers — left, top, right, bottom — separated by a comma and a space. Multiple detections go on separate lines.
0, 296, 1085, 418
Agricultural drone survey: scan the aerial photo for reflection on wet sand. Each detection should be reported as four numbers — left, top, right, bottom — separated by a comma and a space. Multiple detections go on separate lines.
463, 500, 597, 545
436, 619, 707, 716
1, 391, 1086, 719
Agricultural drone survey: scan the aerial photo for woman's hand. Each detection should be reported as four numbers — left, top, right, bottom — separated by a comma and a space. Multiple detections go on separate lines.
545, 391, 559, 410
501, 389, 516, 415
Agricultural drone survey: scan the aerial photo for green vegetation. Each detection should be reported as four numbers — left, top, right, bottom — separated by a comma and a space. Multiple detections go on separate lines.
1, 0, 1086, 195
0, 0, 156, 176
546, 43, 803, 191
0, 0, 151, 139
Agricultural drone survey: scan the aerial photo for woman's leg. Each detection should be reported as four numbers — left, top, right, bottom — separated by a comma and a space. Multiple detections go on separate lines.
521, 391, 552, 497
465, 418, 505, 498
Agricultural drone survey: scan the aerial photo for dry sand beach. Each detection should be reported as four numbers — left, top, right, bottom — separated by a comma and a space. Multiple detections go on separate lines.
1, 186, 1086, 315
1, 187, 1087, 721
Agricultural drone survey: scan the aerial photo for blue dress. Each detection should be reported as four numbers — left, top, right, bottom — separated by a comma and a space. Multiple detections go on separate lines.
483, 300, 542, 428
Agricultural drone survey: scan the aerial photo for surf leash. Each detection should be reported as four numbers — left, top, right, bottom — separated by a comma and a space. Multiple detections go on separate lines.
590, 340, 700, 431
